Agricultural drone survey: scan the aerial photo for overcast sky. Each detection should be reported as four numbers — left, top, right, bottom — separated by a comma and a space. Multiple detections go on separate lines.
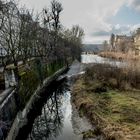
20, 0, 140, 44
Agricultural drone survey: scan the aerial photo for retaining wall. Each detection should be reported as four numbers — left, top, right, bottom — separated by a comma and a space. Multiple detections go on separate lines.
6, 67, 68, 140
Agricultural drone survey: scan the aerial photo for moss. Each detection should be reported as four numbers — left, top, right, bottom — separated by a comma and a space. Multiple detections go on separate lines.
18, 60, 65, 109
19, 72, 26, 77
19, 69, 39, 108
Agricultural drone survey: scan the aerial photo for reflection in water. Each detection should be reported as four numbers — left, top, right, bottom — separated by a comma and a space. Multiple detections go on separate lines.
18, 55, 114, 140
27, 79, 81, 140
28, 93, 63, 140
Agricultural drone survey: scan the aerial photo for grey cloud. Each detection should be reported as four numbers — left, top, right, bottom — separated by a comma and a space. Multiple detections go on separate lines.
92, 25, 131, 37
92, 31, 110, 36
129, 0, 140, 11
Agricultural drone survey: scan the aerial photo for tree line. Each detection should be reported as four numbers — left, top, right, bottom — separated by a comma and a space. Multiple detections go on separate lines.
0, 0, 84, 108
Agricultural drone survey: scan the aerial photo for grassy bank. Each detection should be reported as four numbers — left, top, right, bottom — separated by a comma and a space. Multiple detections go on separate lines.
99, 51, 140, 61
72, 64, 140, 140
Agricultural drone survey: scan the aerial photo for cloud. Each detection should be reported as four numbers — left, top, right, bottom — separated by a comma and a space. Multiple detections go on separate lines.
92, 31, 110, 36
129, 24, 140, 32
84, 35, 110, 44
128, 0, 140, 12
91, 24, 132, 37
20, 0, 139, 44
60, 0, 127, 43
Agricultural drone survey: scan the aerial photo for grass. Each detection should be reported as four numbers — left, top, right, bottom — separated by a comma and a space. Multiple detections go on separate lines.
82, 129, 100, 139
72, 76, 140, 140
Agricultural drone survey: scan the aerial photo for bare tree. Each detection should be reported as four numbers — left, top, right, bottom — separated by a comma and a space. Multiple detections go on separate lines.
103, 40, 108, 51
50, 0, 63, 32
43, 0, 63, 32
71, 25, 84, 39
19, 8, 34, 63
62, 25, 84, 61
0, 0, 6, 30
0, 0, 24, 107
110, 33, 115, 51
43, 0, 63, 53
0, 0, 85, 113
0, 0, 21, 78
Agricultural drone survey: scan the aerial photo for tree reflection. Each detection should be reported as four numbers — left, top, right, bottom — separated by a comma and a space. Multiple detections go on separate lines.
28, 79, 69, 140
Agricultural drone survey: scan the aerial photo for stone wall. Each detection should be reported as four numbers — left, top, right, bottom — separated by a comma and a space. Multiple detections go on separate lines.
0, 89, 17, 139
6, 66, 68, 140
0, 89, 17, 122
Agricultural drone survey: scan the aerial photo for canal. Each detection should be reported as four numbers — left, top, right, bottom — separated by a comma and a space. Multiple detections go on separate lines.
26, 78, 82, 140
15, 54, 118, 140
15, 56, 93, 140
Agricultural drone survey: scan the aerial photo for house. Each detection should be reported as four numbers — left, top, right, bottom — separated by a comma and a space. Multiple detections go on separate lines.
134, 28, 140, 55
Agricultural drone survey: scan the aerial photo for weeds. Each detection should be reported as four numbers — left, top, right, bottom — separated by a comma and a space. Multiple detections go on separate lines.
72, 60, 140, 140
85, 62, 140, 90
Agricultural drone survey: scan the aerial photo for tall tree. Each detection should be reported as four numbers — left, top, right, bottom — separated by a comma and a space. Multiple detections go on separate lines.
103, 40, 108, 51
19, 8, 34, 63
50, 0, 63, 32
43, 0, 63, 60
0, 0, 22, 107
110, 33, 115, 51
62, 25, 84, 61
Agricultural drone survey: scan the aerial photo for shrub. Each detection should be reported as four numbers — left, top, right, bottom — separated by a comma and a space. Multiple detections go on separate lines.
85, 62, 140, 90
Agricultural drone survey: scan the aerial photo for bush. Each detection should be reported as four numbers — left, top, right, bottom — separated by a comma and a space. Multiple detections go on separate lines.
85, 62, 140, 90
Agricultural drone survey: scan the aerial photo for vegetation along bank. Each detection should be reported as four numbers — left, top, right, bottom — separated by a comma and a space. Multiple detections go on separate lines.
72, 63, 140, 140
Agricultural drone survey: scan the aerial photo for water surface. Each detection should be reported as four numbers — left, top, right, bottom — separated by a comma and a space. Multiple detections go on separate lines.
27, 82, 82, 140
81, 54, 126, 67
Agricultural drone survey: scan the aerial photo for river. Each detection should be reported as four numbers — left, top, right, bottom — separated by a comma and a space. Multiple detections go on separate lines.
27, 79, 83, 140
81, 54, 126, 67
16, 54, 115, 140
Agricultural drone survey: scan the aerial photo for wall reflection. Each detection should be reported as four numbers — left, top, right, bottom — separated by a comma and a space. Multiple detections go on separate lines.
28, 79, 69, 140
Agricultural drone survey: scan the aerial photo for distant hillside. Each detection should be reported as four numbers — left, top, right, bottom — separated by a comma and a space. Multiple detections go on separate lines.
82, 44, 104, 53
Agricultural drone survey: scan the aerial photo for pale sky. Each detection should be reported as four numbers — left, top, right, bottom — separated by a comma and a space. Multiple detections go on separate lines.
19, 0, 140, 44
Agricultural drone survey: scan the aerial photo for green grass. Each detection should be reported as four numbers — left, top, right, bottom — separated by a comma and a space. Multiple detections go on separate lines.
72, 76, 140, 140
